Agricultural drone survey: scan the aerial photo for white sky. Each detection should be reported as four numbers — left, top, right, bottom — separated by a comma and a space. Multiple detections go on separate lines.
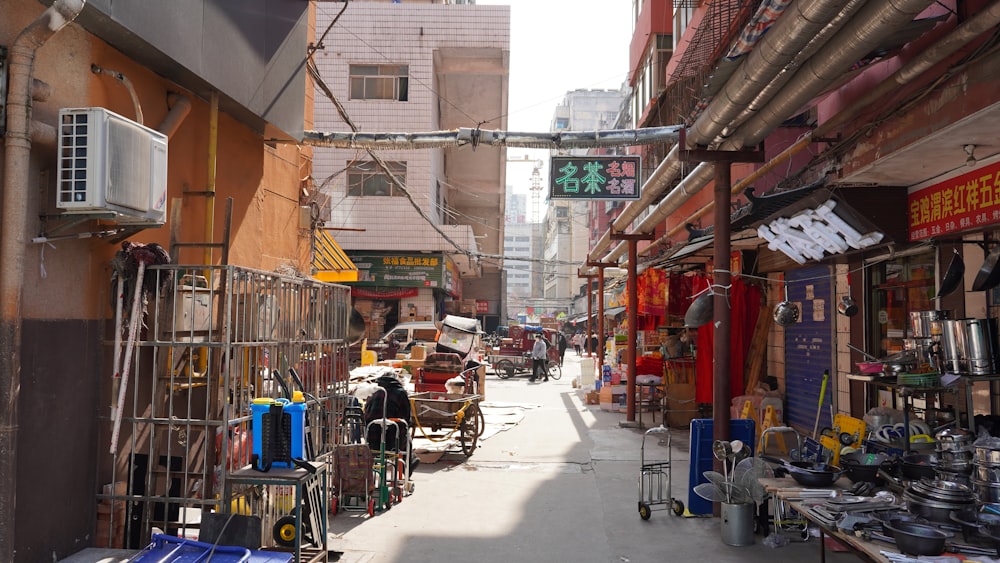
477, 0, 634, 197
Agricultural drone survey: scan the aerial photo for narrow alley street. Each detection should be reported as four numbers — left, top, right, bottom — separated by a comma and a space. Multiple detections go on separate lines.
329, 352, 856, 563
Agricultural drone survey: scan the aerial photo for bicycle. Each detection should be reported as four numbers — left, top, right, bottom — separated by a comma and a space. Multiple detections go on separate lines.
547, 359, 562, 380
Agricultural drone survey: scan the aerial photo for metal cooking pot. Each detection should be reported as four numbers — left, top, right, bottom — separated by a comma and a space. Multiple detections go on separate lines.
762, 455, 844, 487
900, 453, 938, 480
684, 291, 713, 328
837, 295, 858, 317
940, 319, 968, 373
910, 310, 950, 338
971, 478, 1000, 503
884, 520, 948, 556
880, 350, 919, 375
962, 318, 998, 375
973, 244, 1000, 292
938, 251, 964, 298
974, 442, 1000, 466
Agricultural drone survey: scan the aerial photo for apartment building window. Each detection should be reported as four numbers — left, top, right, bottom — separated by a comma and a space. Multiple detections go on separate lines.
349, 64, 409, 101
346, 161, 407, 196
555, 207, 569, 218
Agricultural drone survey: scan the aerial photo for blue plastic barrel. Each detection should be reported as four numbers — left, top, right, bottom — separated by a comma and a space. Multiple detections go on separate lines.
687, 418, 756, 516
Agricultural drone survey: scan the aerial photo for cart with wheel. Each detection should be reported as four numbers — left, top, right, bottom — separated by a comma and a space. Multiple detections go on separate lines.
638, 425, 684, 519
409, 390, 485, 457
488, 325, 561, 380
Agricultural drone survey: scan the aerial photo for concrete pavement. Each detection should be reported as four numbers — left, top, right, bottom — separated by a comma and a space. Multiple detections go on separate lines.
60, 351, 856, 562
330, 351, 855, 563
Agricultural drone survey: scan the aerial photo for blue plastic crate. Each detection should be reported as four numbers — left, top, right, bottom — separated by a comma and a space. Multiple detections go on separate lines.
131, 534, 295, 562
131, 534, 251, 562
687, 418, 756, 516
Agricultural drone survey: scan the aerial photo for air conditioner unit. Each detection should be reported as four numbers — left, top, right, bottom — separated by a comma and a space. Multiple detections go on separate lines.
56, 107, 168, 225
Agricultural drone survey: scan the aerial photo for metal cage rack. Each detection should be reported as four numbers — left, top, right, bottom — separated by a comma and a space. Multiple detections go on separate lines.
96, 264, 351, 553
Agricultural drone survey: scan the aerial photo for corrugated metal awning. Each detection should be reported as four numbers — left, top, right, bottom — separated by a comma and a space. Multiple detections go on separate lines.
312, 230, 358, 283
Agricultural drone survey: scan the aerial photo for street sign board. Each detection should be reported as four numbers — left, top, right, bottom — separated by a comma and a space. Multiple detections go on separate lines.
549, 156, 641, 200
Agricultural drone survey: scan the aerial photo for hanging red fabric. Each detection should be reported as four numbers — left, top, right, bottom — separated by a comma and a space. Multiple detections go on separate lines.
694, 276, 762, 404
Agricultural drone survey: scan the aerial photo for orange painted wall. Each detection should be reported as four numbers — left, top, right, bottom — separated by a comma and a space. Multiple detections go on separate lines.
13, 7, 312, 321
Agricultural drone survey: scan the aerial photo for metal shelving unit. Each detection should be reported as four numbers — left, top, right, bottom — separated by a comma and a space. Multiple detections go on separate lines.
96, 264, 350, 553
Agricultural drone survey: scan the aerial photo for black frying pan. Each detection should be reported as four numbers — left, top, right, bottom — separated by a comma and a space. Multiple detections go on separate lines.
973, 245, 1000, 292
937, 250, 964, 298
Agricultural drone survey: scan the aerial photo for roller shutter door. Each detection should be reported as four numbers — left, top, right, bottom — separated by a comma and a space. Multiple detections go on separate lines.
784, 265, 835, 433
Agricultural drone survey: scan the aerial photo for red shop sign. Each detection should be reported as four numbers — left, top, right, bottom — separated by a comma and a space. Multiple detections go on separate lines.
476, 300, 489, 314
909, 159, 1000, 241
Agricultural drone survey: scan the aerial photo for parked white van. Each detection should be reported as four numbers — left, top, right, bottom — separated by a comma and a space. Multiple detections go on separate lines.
379, 321, 439, 353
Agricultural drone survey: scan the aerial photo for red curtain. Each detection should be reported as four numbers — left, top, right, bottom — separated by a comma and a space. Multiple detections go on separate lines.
638, 268, 667, 316
695, 277, 762, 403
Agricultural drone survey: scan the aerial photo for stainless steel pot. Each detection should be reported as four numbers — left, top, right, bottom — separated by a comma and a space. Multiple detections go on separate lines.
935, 427, 973, 444
904, 490, 977, 523
941, 319, 968, 373
971, 478, 1000, 503
974, 465, 1000, 483
962, 318, 998, 375
910, 310, 950, 338
838, 295, 858, 317
974, 444, 1000, 467
903, 338, 935, 365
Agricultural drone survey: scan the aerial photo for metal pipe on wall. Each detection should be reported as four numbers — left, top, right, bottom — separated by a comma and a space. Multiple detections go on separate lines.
0, 3, 87, 558
640, 1, 1000, 261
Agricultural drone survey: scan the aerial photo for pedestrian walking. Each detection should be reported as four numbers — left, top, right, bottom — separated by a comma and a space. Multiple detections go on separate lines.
556, 332, 568, 367
572, 332, 583, 355
529, 334, 548, 382
589, 332, 599, 358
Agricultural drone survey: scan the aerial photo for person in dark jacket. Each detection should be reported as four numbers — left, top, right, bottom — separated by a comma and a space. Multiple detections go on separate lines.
364, 374, 420, 473
589, 332, 600, 358
556, 332, 568, 367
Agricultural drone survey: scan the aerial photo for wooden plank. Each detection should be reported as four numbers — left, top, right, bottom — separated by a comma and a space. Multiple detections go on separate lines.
744, 293, 773, 392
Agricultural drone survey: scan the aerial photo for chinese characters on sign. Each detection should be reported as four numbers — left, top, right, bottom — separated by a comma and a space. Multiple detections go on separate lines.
908, 160, 1000, 241
549, 156, 642, 200
347, 252, 447, 289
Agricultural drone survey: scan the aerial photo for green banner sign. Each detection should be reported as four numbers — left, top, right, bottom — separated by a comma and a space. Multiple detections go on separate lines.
549, 156, 641, 200
346, 252, 446, 288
